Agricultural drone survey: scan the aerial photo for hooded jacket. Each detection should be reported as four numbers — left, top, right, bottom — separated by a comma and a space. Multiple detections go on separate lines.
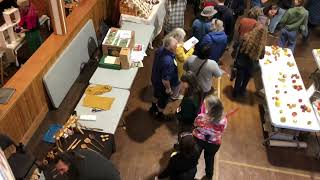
198, 31, 227, 62
280, 6, 308, 32
214, 5, 234, 42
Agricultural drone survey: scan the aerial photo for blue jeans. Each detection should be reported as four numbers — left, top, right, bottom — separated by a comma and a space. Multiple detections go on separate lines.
251, 0, 261, 7
269, 8, 286, 33
279, 28, 297, 53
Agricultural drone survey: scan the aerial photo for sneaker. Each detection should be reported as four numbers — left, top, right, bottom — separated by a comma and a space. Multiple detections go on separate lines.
170, 95, 183, 101
148, 103, 158, 115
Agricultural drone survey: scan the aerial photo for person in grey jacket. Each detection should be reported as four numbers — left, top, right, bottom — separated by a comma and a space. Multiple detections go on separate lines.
184, 45, 223, 97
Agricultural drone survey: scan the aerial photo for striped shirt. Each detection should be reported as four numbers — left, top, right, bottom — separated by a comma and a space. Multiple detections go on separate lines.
193, 113, 227, 144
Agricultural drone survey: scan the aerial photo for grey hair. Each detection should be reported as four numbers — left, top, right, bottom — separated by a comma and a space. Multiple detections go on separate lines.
168, 28, 186, 43
163, 35, 176, 49
211, 19, 224, 32
205, 95, 224, 122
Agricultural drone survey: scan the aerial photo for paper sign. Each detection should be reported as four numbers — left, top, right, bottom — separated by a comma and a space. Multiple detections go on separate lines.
183, 37, 199, 51
104, 56, 117, 64
79, 115, 97, 121
118, 30, 132, 39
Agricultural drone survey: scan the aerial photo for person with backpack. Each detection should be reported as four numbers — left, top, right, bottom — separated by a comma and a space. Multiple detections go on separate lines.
214, 0, 234, 44
184, 45, 223, 97
198, 19, 228, 63
191, 6, 217, 54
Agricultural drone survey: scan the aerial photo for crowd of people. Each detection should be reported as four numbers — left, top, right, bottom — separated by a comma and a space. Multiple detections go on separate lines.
51, 0, 320, 179
151, 0, 319, 179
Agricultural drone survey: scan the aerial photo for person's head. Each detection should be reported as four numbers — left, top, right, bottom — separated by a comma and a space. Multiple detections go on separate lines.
294, 0, 304, 6
263, 4, 278, 17
198, 44, 211, 60
54, 151, 84, 176
211, 18, 224, 32
168, 28, 186, 43
240, 25, 268, 60
179, 133, 197, 157
180, 71, 202, 97
200, 6, 217, 20
247, 7, 261, 19
163, 35, 178, 54
204, 95, 224, 122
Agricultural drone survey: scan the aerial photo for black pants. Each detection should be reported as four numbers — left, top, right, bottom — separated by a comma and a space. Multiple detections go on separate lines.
154, 90, 170, 109
195, 138, 220, 178
233, 66, 252, 96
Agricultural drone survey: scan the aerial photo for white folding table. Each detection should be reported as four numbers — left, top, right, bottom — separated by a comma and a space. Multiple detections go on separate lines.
75, 87, 130, 134
260, 46, 320, 132
89, 67, 138, 90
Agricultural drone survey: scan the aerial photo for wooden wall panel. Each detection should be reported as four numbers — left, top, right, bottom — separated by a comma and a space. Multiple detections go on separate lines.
0, 0, 108, 144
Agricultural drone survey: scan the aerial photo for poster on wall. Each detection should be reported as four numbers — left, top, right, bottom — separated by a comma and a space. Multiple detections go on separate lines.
0, 148, 15, 180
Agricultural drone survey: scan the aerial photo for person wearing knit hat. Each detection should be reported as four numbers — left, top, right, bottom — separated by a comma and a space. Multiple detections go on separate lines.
16, 0, 42, 56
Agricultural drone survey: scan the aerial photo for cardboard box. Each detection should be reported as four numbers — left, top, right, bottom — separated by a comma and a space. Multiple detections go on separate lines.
102, 27, 135, 57
98, 56, 121, 70
119, 48, 131, 69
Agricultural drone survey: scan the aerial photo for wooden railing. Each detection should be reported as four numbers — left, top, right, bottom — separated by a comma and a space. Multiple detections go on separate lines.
0, 0, 108, 144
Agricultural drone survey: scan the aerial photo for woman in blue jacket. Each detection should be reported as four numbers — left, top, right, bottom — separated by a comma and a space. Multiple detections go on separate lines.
197, 19, 227, 63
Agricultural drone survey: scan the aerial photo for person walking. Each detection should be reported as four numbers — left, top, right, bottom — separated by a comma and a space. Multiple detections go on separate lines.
184, 45, 223, 97
232, 25, 267, 98
278, 0, 308, 53
150, 36, 179, 120
198, 19, 228, 63
193, 95, 227, 179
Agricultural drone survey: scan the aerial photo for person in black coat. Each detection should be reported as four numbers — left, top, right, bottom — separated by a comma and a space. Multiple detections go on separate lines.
54, 149, 121, 180
214, 0, 235, 44
224, 0, 245, 22
157, 134, 199, 180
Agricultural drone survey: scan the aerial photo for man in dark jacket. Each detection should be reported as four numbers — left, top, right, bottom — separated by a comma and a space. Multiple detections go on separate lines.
54, 149, 121, 180
225, 0, 245, 22
214, 0, 234, 44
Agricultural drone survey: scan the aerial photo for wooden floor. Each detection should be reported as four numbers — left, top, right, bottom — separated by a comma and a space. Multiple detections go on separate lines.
27, 4, 320, 180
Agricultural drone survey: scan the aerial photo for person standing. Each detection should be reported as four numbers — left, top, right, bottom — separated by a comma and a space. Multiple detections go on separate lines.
198, 19, 227, 63
164, 0, 187, 34
214, 0, 234, 44
306, 0, 320, 28
156, 134, 199, 180
54, 149, 121, 180
278, 0, 308, 53
193, 95, 226, 179
17, 0, 42, 55
169, 28, 194, 79
150, 36, 179, 120
184, 45, 223, 97
237, 7, 260, 38
176, 71, 203, 133
224, 0, 245, 22
191, 6, 217, 53
268, 0, 293, 33
233, 25, 267, 98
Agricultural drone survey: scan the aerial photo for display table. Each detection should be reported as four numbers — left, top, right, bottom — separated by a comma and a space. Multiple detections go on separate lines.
259, 46, 320, 132
89, 67, 138, 90
120, 0, 166, 44
75, 87, 130, 134
121, 21, 155, 52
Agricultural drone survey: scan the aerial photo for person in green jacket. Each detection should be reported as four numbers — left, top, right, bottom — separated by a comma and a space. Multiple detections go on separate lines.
176, 71, 203, 133
278, 0, 308, 53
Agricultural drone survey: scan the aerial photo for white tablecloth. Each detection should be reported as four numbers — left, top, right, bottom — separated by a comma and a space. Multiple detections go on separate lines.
120, 0, 166, 41
259, 46, 320, 132
75, 87, 130, 134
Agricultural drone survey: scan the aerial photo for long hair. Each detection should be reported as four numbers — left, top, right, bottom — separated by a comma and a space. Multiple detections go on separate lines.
240, 25, 267, 60
181, 71, 203, 99
205, 95, 224, 123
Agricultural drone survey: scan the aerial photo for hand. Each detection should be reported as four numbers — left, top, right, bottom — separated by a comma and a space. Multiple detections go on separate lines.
20, 29, 29, 33
176, 107, 181, 113
165, 88, 173, 95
